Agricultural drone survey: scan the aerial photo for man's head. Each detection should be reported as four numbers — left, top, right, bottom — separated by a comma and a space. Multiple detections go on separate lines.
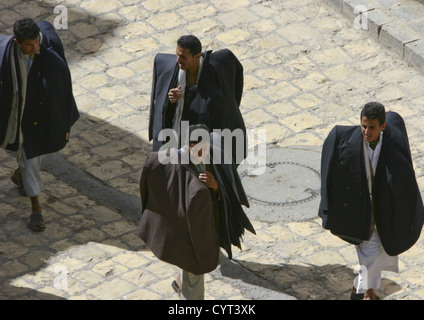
176, 35, 202, 72
360, 102, 386, 142
13, 18, 40, 55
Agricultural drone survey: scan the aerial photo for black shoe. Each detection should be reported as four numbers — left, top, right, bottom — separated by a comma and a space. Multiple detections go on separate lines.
172, 280, 181, 294
350, 291, 364, 300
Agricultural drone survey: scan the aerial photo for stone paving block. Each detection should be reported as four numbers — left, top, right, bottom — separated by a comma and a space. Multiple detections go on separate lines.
292, 93, 323, 109
310, 14, 345, 33
211, 0, 250, 11
404, 39, 424, 74
262, 81, 300, 100
86, 278, 136, 299
279, 132, 323, 147
80, 0, 122, 14
280, 112, 323, 133
243, 109, 276, 126
292, 72, 329, 91
0, 9, 23, 25
71, 270, 104, 288
379, 20, 420, 58
343, 38, 380, 59
13, 2, 49, 18
389, 1, 424, 25
307, 250, 346, 266
208, 278, 243, 298
374, 83, 406, 102
124, 289, 161, 300
278, 22, 321, 44
324, 0, 343, 12
217, 7, 258, 27
216, 28, 251, 44
141, 0, 184, 12
399, 76, 424, 97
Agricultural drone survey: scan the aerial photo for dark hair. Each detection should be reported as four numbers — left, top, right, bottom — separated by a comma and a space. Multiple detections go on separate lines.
360, 102, 386, 125
177, 35, 202, 56
188, 123, 210, 144
13, 18, 40, 43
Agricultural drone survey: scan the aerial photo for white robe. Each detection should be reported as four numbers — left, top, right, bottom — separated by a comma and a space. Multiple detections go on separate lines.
12, 41, 44, 197
355, 132, 399, 293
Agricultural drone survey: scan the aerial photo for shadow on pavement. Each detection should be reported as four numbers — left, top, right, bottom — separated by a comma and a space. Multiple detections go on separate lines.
222, 259, 403, 300
0, 284, 65, 300
0, 0, 122, 57
42, 112, 151, 225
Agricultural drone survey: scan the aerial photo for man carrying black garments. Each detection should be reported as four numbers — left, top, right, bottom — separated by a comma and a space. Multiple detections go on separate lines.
318, 102, 424, 299
148, 35, 247, 165
138, 124, 254, 299
0, 18, 79, 231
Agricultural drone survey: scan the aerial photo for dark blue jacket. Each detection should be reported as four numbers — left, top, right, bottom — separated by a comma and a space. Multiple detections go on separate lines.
0, 21, 79, 159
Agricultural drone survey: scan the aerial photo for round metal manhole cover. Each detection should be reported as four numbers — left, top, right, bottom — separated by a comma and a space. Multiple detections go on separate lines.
240, 161, 320, 206
237, 146, 321, 223
238, 144, 321, 223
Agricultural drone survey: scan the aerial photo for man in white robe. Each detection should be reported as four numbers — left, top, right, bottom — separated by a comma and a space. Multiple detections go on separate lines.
353, 126, 399, 300
318, 102, 424, 300
1, 18, 79, 231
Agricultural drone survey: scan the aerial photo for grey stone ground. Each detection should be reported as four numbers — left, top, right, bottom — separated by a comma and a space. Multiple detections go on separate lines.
2, 0, 424, 300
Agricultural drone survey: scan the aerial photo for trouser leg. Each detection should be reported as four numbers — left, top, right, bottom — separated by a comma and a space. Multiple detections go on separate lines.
180, 269, 205, 300
354, 229, 399, 294
19, 151, 44, 198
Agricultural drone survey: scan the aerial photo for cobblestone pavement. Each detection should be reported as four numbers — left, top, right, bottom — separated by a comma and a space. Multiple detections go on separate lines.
2, 0, 424, 300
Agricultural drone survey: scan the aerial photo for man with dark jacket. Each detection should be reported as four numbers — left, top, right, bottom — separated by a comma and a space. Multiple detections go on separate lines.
0, 18, 79, 231
148, 35, 246, 164
318, 102, 424, 300
138, 124, 254, 299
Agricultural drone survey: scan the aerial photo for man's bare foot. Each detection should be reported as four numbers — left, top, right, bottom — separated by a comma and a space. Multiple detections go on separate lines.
29, 196, 45, 232
363, 289, 379, 300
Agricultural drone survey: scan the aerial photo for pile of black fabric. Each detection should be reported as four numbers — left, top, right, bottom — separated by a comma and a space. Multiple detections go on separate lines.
209, 132, 255, 259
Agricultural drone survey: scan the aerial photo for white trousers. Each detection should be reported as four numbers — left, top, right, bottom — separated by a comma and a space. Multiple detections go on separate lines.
354, 229, 399, 293
19, 151, 44, 197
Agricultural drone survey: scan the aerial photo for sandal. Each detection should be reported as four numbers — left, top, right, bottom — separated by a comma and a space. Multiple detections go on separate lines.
29, 213, 45, 232
171, 275, 182, 294
172, 280, 181, 294
350, 291, 364, 300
